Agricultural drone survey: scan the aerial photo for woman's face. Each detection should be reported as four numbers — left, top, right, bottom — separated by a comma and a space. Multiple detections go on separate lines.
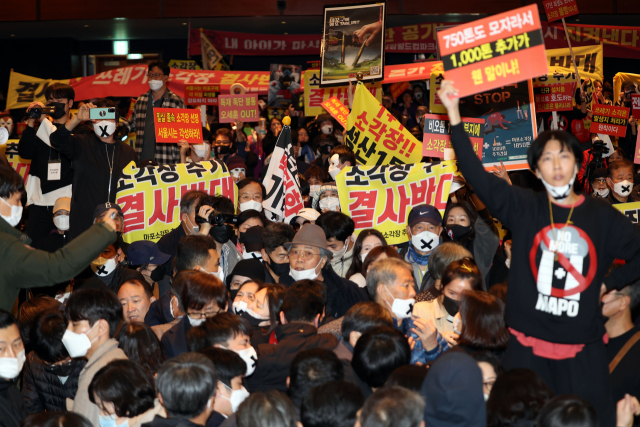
247, 288, 270, 319
443, 278, 474, 301
235, 282, 259, 304
478, 362, 497, 397
95, 397, 129, 425
319, 189, 339, 201
446, 207, 471, 227
230, 275, 251, 291
403, 93, 412, 106
298, 129, 309, 143
308, 176, 322, 186
238, 217, 263, 234
609, 150, 624, 163
271, 119, 282, 135
361, 235, 383, 259
535, 139, 577, 189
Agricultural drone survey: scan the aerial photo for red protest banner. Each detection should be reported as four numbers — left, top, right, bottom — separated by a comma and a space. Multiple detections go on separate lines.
384, 63, 432, 84
422, 114, 484, 160
631, 94, 640, 118
543, 0, 579, 23
437, 4, 548, 98
390, 82, 410, 100
218, 94, 259, 123
591, 105, 630, 137
385, 23, 444, 53
184, 85, 220, 106
321, 96, 350, 128
534, 82, 576, 112
154, 108, 203, 143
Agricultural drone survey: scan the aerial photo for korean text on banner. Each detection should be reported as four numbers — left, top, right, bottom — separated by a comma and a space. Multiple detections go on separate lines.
116, 161, 237, 243
336, 161, 459, 244
0, 140, 31, 184
631, 94, 640, 118
591, 105, 630, 138
321, 96, 350, 128
218, 94, 259, 123
346, 83, 423, 166
154, 108, 203, 143
384, 63, 433, 84
546, 44, 603, 81
422, 114, 484, 160
428, 62, 447, 115
533, 82, 576, 112
304, 69, 382, 117
613, 201, 640, 225
635, 133, 640, 165
543, 0, 579, 23
385, 23, 444, 53
437, 4, 548, 99
185, 85, 220, 106
7, 70, 72, 110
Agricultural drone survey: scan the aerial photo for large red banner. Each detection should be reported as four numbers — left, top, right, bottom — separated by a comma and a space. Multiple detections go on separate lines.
189, 28, 321, 56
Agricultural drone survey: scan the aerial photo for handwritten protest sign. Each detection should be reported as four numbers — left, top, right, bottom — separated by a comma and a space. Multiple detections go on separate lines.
184, 85, 219, 105
533, 82, 576, 112
591, 105, 630, 138
154, 108, 203, 143
218, 94, 259, 123
422, 114, 484, 160
321, 96, 350, 128
543, 0, 579, 23
335, 161, 459, 244
116, 161, 237, 243
437, 4, 548, 98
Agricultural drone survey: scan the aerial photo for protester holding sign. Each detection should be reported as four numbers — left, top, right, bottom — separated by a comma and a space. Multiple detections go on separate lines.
438, 79, 640, 426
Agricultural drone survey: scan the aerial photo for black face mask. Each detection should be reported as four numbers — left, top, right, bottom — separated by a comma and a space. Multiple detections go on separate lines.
445, 225, 473, 242
215, 145, 230, 155
44, 360, 76, 377
320, 145, 334, 155
267, 258, 290, 277
299, 138, 308, 147
210, 224, 233, 244
47, 102, 67, 120
442, 295, 460, 317
241, 310, 265, 327
230, 288, 240, 303
150, 264, 166, 282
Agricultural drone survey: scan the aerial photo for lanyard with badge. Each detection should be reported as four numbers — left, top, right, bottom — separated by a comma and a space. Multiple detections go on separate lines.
47, 130, 61, 181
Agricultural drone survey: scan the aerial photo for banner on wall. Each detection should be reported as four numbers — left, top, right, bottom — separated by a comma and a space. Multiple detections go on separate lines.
115, 161, 237, 243
335, 161, 459, 244
0, 140, 31, 183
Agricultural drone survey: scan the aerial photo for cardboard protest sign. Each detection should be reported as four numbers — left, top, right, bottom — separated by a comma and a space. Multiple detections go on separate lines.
218, 94, 259, 123
116, 161, 237, 243
0, 139, 31, 184
613, 201, 640, 225
345, 83, 423, 165
154, 108, 203, 144
184, 85, 220, 106
422, 114, 484, 160
591, 105, 630, 138
335, 161, 459, 245
321, 96, 350, 128
304, 68, 382, 116
437, 4, 547, 98
631, 94, 640, 118
543, 0, 579, 23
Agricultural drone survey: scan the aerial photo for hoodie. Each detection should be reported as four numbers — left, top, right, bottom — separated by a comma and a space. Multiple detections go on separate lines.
330, 244, 354, 278
421, 351, 486, 427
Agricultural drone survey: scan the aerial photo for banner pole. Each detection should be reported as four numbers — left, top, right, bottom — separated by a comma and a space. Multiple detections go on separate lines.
562, 18, 583, 94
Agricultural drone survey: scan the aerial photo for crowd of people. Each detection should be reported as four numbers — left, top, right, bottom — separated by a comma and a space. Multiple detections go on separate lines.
0, 60, 639, 427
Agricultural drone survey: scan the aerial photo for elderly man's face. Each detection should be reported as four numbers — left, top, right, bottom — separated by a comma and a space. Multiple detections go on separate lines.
289, 244, 325, 272
96, 210, 124, 232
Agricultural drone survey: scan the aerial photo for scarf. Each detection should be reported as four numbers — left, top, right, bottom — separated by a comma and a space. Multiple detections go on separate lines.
407, 245, 431, 266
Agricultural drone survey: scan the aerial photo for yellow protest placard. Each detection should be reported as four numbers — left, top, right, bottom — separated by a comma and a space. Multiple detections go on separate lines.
0, 139, 32, 183
429, 62, 446, 114
612, 201, 640, 225
116, 161, 237, 243
613, 72, 640, 108
546, 44, 603, 81
168, 59, 203, 70
335, 161, 459, 244
7, 70, 73, 110
345, 82, 423, 165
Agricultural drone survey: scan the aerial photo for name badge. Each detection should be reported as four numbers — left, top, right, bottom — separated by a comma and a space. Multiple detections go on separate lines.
48, 160, 61, 181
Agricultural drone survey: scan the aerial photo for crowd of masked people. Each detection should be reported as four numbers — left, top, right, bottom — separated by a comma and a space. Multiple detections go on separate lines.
0, 61, 639, 427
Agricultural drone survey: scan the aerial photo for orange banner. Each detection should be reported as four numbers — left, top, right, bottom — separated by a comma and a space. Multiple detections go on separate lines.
321, 96, 350, 128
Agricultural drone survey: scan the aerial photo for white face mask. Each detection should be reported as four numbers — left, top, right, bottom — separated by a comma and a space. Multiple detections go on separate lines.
319, 197, 340, 211
330, 240, 349, 260
453, 314, 462, 335
200, 267, 225, 284
220, 383, 251, 413
233, 300, 248, 315
93, 121, 117, 138
54, 214, 70, 231
91, 256, 117, 277
236, 346, 258, 377
613, 180, 633, 197
148, 80, 164, 91
245, 307, 270, 321
193, 143, 207, 158
383, 285, 415, 319
185, 215, 200, 235
328, 154, 341, 180
0, 118, 13, 136
593, 188, 610, 198
309, 185, 321, 199
239, 200, 262, 212
361, 252, 368, 263
188, 315, 206, 327
289, 257, 324, 281
0, 197, 23, 227
62, 323, 99, 358
242, 250, 262, 260
410, 229, 440, 253
414, 91, 423, 99
538, 166, 577, 203
231, 168, 245, 179
321, 124, 333, 135
0, 350, 25, 379
484, 393, 490, 402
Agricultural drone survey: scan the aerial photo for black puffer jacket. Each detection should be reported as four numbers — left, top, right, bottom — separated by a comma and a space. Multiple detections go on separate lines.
21, 351, 86, 413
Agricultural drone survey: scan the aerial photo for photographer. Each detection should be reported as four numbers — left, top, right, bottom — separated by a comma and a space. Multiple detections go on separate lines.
50, 99, 137, 241
19, 83, 75, 246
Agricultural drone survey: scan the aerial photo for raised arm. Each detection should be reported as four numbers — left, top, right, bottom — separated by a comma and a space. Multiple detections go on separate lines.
50, 103, 96, 159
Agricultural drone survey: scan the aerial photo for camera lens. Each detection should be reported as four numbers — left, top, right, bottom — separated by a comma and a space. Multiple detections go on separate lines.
213, 213, 226, 226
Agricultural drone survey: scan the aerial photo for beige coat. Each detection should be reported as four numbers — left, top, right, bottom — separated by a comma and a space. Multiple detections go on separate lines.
68, 338, 128, 426
412, 298, 455, 336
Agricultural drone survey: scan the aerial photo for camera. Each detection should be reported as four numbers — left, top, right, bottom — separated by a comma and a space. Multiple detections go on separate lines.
591, 139, 609, 163
28, 106, 56, 119
194, 207, 238, 226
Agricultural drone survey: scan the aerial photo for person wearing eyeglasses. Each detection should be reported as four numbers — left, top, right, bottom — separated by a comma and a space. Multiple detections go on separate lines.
123, 61, 186, 165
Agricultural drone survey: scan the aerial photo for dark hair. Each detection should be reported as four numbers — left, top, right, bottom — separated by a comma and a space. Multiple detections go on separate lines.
20, 412, 93, 427
608, 158, 634, 178
359, 386, 425, 427
301, 380, 364, 427
488, 281, 508, 304
94, 99, 120, 122
118, 278, 153, 299
345, 229, 388, 278
116, 270, 147, 294
386, 365, 429, 392
180, 190, 208, 216
115, 322, 165, 375
471, 350, 504, 378
237, 209, 266, 229
0, 309, 17, 331
30, 310, 69, 364
341, 301, 393, 342
156, 352, 218, 419
170, 270, 198, 310
282, 281, 325, 323
441, 258, 482, 292
329, 145, 356, 168
537, 395, 598, 427
148, 60, 170, 76
457, 291, 510, 350
303, 165, 327, 183
18, 296, 61, 342
180, 271, 227, 312
237, 178, 266, 200
487, 369, 554, 427
187, 312, 251, 351
175, 235, 217, 273
351, 326, 411, 388
89, 359, 156, 418
288, 348, 344, 410
262, 223, 295, 254
316, 211, 355, 242
443, 201, 478, 239
197, 347, 246, 388
215, 128, 232, 141
65, 289, 122, 337
0, 166, 25, 198
260, 284, 287, 335
210, 195, 235, 215
361, 246, 402, 279
527, 131, 583, 172
45, 83, 75, 102
427, 242, 474, 281
298, 175, 310, 197
236, 390, 298, 427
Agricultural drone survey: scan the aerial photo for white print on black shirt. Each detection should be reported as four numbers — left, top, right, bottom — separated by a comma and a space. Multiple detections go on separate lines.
530, 224, 597, 318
